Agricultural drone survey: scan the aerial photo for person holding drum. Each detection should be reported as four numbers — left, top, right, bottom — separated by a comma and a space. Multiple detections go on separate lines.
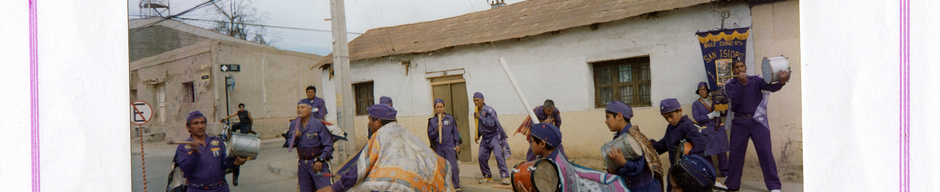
723, 58, 789, 192
524, 99, 567, 161
300, 86, 328, 120
472, 92, 512, 185
650, 98, 707, 165
604, 100, 663, 192
691, 82, 729, 177
428, 98, 462, 191
288, 100, 336, 192
175, 111, 248, 192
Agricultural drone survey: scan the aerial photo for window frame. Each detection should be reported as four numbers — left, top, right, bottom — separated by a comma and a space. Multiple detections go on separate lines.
353, 81, 375, 115
591, 57, 652, 108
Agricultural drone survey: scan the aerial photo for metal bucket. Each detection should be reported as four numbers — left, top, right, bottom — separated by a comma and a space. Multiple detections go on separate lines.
228, 133, 260, 159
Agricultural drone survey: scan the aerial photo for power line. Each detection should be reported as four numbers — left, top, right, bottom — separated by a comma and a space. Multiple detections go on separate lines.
172, 17, 364, 34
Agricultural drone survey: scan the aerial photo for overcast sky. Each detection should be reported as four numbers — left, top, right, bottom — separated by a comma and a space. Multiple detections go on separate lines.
129, 0, 523, 55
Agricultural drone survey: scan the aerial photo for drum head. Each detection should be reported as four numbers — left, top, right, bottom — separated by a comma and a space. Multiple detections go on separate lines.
531, 159, 560, 192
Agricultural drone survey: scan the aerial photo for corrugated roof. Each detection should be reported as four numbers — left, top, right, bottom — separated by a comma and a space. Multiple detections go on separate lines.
313, 0, 716, 68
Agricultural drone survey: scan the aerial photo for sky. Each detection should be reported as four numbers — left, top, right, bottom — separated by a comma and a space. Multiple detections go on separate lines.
129, 0, 523, 55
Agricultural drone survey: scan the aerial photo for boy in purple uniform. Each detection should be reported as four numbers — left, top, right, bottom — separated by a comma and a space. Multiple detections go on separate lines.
650, 98, 708, 191
288, 101, 336, 192
604, 100, 661, 192
723, 58, 790, 192
472, 92, 511, 185
428, 98, 462, 191
176, 111, 247, 192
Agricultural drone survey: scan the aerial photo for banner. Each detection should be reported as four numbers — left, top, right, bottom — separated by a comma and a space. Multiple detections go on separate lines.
696, 28, 750, 91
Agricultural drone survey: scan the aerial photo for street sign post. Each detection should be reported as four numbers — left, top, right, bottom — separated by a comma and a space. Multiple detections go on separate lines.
131, 100, 153, 192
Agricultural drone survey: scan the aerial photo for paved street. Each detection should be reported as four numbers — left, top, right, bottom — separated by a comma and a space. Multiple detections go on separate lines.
132, 138, 802, 192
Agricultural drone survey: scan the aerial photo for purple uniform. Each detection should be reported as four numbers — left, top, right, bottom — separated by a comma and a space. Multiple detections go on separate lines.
476, 104, 510, 179
692, 99, 730, 176
526, 106, 566, 161
650, 115, 707, 165
300, 97, 328, 120
288, 117, 335, 191
612, 124, 662, 192
723, 75, 785, 191
176, 135, 238, 192
428, 113, 462, 189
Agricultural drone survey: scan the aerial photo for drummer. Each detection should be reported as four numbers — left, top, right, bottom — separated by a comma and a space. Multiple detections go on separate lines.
723, 57, 789, 192
525, 100, 566, 161
604, 100, 662, 192
650, 98, 707, 165
288, 100, 336, 192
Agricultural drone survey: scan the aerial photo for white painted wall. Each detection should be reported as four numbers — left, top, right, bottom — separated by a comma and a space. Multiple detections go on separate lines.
324, 2, 755, 119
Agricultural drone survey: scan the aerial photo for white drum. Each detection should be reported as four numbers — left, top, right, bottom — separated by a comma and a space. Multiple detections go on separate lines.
602, 133, 644, 168
228, 133, 260, 159
761, 56, 791, 84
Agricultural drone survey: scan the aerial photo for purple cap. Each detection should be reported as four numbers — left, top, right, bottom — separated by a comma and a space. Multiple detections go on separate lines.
695, 82, 710, 94
677, 154, 717, 188
297, 100, 312, 107
434, 98, 445, 105
605, 100, 633, 119
660, 98, 681, 114
187, 111, 206, 121
380, 96, 393, 105
367, 104, 397, 120
530, 123, 562, 147
473, 92, 484, 99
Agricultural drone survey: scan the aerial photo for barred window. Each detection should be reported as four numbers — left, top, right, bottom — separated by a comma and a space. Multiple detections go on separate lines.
354, 81, 375, 115
592, 57, 651, 108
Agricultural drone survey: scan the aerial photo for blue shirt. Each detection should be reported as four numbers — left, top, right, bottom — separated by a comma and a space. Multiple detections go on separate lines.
176, 135, 237, 188
288, 117, 334, 161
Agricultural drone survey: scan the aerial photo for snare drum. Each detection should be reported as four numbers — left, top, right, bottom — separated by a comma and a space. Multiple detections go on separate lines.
228, 133, 260, 159
511, 159, 561, 192
761, 56, 791, 84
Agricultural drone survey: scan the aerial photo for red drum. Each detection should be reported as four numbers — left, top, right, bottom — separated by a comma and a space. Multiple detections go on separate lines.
511, 158, 561, 192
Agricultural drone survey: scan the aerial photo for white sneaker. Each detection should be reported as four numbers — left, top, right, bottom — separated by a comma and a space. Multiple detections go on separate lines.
714, 181, 728, 189
770, 190, 781, 192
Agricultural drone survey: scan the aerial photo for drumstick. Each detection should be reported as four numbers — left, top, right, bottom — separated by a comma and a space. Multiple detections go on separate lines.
497, 58, 540, 123
288, 115, 302, 152
166, 140, 199, 145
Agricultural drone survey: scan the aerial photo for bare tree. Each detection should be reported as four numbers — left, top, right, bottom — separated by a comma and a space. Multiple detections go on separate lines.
209, 0, 272, 45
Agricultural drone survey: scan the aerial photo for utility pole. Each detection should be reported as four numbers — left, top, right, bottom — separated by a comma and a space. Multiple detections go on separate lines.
330, 0, 356, 166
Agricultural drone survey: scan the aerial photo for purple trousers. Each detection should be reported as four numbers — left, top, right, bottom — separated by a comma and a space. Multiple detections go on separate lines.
478, 138, 509, 178
706, 152, 729, 176
726, 119, 781, 190
298, 159, 332, 192
436, 147, 461, 188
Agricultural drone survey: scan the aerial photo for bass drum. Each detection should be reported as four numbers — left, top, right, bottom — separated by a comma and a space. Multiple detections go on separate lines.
511, 158, 561, 192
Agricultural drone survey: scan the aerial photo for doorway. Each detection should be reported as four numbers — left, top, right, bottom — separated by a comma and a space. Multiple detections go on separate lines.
430, 75, 471, 162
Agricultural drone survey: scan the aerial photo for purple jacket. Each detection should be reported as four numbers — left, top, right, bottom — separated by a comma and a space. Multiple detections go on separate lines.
534, 106, 562, 128
175, 135, 237, 189
288, 117, 334, 161
724, 76, 785, 115
428, 113, 461, 149
300, 97, 328, 120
